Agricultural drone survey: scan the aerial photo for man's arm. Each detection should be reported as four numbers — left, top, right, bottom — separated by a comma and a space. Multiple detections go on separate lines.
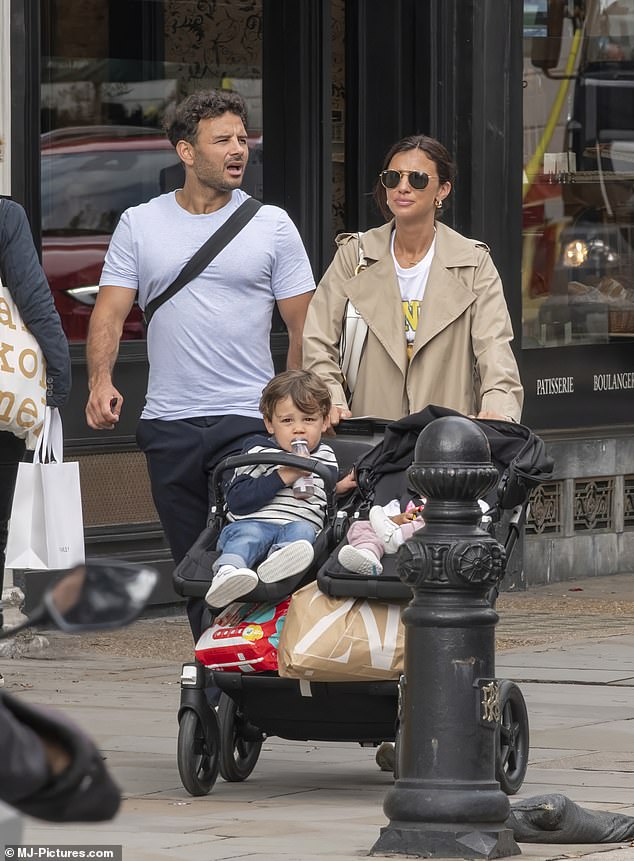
277, 292, 314, 369
85, 285, 136, 430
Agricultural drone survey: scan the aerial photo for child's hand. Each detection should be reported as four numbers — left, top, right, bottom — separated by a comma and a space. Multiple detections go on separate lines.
278, 466, 312, 486
390, 512, 413, 526
336, 469, 357, 495
390, 507, 424, 526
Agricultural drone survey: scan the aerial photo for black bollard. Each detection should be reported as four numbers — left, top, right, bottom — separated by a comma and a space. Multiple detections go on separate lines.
372, 416, 521, 859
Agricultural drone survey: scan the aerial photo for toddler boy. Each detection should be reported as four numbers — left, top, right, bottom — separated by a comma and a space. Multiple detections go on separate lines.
205, 370, 337, 608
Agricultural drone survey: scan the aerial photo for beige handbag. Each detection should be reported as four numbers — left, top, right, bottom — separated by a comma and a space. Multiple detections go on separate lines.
338, 233, 369, 396
0, 276, 47, 448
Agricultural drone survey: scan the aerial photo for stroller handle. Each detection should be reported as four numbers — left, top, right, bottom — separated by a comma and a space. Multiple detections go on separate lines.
211, 452, 339, 525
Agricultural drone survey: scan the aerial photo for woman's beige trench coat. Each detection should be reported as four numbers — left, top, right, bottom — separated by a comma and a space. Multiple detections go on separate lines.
303, 220, 523, 422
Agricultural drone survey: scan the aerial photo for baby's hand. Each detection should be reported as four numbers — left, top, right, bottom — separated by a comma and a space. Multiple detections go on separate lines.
391, 507, 424, 525
390, 512, 413, 526
336, 469, 357, 495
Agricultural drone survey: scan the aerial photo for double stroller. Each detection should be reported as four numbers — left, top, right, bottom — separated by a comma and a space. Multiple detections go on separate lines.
172, 405, 553, 798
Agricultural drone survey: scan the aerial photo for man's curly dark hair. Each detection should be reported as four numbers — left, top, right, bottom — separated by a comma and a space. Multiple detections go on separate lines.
163, 90, 248, 147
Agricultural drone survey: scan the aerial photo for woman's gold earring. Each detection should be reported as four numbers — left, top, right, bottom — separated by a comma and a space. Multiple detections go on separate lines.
434, 198, 443, 209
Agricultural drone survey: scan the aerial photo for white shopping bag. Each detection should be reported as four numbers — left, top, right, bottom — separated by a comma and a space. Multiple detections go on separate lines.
6, 407, 85, 570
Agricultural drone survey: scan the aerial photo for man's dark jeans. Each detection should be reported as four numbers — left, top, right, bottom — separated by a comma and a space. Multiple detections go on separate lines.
136, 413, 265, 641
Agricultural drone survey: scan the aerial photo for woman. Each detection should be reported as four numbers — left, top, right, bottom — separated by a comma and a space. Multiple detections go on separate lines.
0, 198, 71, 635
303, 135, 523, 427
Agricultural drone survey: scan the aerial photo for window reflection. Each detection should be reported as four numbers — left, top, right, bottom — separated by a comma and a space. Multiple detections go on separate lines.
40, 0, 263, 342
523, 0, 634, 348
331, 0, 346, 237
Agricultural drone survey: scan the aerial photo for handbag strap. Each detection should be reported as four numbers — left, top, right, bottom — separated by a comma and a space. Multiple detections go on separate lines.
143, 197, 262, 326
353, 231, 367, 275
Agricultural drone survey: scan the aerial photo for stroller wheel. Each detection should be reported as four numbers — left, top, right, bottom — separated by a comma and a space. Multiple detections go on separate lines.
218, 693, 264, 782
333, 512, 349, 544
177, 708, 220, 796
496, 680, 529, 795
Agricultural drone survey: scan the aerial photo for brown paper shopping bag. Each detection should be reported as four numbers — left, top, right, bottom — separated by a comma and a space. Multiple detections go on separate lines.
277, 581, 405, 682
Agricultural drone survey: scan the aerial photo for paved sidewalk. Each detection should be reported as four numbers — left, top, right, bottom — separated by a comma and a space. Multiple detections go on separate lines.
1, 573, 633, 860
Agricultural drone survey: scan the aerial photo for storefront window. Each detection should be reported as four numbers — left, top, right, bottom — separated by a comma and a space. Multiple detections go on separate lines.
522, 0, 634, 349
40, 0, 263, 342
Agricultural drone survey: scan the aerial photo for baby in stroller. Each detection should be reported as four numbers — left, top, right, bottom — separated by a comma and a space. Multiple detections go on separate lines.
322, 404, 553, 593
337, 496, 426, 576
204, 369, 338, 609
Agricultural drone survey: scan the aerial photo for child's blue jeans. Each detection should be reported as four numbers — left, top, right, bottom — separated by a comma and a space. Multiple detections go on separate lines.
213, 519, 316, 572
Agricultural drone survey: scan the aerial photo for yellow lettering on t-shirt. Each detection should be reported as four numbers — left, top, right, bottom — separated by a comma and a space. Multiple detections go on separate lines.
402, 300, 421, 335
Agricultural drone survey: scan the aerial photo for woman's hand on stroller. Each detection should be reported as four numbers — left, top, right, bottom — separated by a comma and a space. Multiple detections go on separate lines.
469, 409, 509, 421
326, 404, 352, 435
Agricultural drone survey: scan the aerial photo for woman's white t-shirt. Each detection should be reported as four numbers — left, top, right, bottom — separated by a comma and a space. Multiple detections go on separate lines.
390, 231, 436, 347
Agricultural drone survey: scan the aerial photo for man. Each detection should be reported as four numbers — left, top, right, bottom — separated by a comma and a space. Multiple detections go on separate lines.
85, 90, 315, 640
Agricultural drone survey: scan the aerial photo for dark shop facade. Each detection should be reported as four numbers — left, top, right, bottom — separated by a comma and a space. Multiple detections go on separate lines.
4, 0, 633, 602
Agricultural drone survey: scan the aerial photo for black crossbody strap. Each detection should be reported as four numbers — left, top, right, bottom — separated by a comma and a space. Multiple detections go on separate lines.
144, 197, 262, 326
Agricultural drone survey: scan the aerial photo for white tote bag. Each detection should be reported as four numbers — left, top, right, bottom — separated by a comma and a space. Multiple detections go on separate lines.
0, 276, 47, 449
5, 407, 85, 570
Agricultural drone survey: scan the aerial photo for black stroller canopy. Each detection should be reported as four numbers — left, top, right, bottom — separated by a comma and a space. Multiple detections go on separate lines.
354, 406, 554, 511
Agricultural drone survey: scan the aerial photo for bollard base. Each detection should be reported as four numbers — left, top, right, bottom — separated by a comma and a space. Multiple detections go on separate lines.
371, 822, 520, 859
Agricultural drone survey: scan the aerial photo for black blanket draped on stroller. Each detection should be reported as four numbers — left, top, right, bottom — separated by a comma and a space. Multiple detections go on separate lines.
347, 405, 553, 511
319, 406, 554, 601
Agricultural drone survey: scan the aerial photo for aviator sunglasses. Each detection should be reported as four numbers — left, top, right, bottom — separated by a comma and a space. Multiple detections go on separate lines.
379, 169, 436, 190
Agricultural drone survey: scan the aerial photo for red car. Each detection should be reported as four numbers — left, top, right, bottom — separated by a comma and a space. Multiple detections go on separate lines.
41, 126, 184, 341
41, 125, 263, 342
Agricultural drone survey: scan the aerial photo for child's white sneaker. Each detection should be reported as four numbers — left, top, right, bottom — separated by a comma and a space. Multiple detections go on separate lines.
369, 506, 404, 554
338, 544, 383, 576
205, 565, 258, 607
257, 540, 314, 583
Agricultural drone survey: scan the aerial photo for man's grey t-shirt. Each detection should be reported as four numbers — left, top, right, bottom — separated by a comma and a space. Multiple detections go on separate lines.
100, 190, 315, 420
